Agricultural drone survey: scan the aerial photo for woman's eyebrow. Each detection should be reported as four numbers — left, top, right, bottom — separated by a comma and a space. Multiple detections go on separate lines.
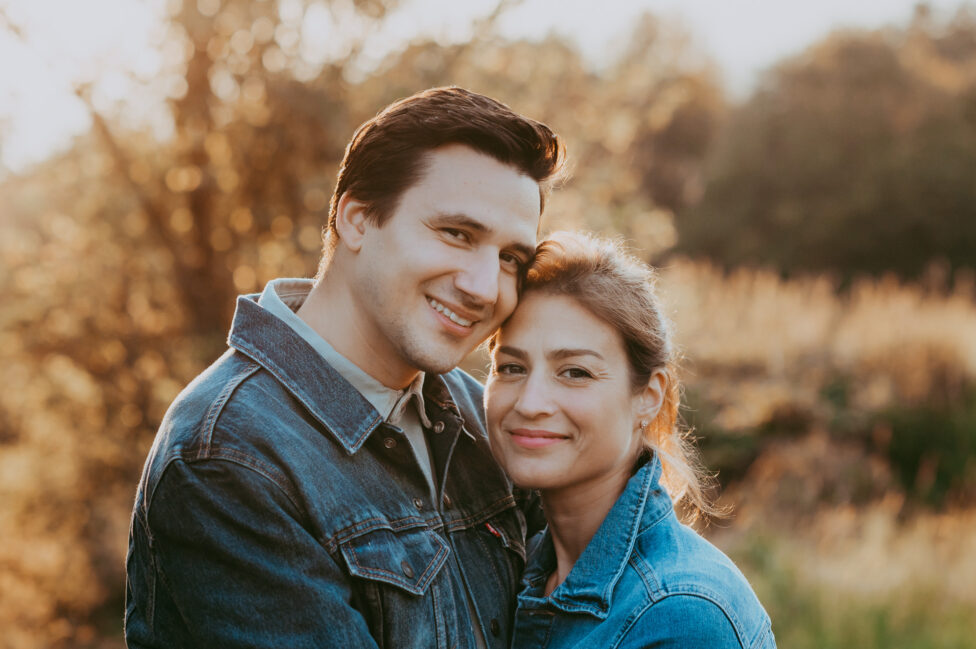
495, 345, 527, 360
548, 348, 604, 361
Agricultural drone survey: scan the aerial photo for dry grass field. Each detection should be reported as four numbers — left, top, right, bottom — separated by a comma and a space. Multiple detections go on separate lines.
657, 258, 976, 647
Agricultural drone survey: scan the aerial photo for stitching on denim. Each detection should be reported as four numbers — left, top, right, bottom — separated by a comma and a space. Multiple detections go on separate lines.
646, 593, 749, 648
327, 515, 433, 550
665, 584, 743, 631
629, 554, 661, 596
197, 360, 261, 459
185, 451, 304, 517
749, 622, 775, 649
610, 598, 653, 647
343, 534, 449, 595
443, 495, 516, 531
231, 337, 383, 452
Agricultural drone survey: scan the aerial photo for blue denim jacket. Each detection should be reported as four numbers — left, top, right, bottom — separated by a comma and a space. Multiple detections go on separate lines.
124, 292, 538, 649
512, 457, 775, 649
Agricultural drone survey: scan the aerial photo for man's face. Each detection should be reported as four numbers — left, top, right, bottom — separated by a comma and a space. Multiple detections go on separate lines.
350, 144, 541, 384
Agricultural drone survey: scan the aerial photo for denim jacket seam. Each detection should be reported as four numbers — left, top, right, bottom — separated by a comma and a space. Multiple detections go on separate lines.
749, 621, 776, 649
343, 534, 450, 594
327, 515, 436, 552
443, 494, 518, 531
629, 554, 661, 596
147, 453, 306, 528
197, 358, 261, 458
608, 598, 656, 648
649, 591, 749, 647
146, 455, 311, 633
201, 449, 305, 513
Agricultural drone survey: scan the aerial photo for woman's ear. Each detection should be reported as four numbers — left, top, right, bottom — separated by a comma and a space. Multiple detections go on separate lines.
635, 368, 667, 429
334, 193, 370, 253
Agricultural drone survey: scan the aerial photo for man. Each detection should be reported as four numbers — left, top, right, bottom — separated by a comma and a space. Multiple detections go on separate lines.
124, 87, 565, 649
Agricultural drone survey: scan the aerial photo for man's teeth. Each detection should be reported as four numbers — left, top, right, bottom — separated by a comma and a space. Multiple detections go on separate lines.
429, 299, 473, 327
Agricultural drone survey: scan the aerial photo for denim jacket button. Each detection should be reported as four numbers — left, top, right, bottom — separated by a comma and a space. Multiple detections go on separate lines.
432, 421, 445, 434
383, 437, 397, 449
490, 618, 500, 636
400, 560, 415, 579
442, 493, 452, 509
413, 497, 424, 510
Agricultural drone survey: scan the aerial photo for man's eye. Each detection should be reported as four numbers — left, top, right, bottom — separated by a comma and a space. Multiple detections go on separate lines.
444, 228, 470, 243
499, 252, 525, 272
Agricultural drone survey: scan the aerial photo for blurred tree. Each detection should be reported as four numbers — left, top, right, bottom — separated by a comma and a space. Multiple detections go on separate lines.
676, 5, 976, 282
0, 2, 722, 645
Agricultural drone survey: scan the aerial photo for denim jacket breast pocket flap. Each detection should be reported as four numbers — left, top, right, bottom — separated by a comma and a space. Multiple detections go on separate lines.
484, 508, 527, 564
339, 526, 450, 596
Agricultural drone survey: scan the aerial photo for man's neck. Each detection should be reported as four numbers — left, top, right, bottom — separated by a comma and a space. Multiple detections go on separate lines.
296, 274, 418, 390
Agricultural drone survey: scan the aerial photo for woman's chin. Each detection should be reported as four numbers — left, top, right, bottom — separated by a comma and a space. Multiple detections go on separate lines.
505, 463, 564, 492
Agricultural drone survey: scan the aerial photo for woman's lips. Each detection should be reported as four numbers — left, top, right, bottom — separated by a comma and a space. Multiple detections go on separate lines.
509, 428, 568, 449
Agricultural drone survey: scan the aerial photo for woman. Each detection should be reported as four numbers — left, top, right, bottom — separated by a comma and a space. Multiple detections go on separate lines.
485, 231, 776, 649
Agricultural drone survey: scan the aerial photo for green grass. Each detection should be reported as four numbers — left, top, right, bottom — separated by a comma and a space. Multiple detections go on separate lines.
728, 533, 976, 649
882, 389, 976, 507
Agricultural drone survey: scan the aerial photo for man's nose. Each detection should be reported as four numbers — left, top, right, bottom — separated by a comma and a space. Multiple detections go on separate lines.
454, 250, 500, 305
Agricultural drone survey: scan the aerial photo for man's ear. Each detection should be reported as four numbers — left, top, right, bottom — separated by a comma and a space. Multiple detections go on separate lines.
334, 193, 370, 253
635, 368, 667, 428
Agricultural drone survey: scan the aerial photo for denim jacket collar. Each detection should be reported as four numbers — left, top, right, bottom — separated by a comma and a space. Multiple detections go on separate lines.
228, 293, 474, 454
521, 455, 673, 619
228, 293, 388, 454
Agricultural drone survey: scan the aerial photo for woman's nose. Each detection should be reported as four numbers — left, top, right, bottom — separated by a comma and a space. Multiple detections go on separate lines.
513, 373, 556, 419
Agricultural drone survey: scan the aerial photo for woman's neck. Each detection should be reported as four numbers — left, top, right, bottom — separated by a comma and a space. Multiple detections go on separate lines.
540, 470, 631, 596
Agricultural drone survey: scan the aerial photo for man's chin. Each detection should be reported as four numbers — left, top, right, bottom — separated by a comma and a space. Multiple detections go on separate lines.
408, 345, 471, 375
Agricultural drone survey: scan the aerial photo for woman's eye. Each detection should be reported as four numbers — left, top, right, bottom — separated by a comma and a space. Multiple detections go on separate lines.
494, 363, 525, 376
560, 367, 593, 380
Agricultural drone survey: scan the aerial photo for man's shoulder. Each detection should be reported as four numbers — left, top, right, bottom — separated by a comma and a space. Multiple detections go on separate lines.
144, 349, 301, 476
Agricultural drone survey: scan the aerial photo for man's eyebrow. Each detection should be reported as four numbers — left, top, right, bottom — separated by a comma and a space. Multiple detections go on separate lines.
432, 212, 489, 233
432, 212, 534, 260
508, 241, 536, 262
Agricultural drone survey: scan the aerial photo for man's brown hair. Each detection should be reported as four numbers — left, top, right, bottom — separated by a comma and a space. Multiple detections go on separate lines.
321, 87, 565, 267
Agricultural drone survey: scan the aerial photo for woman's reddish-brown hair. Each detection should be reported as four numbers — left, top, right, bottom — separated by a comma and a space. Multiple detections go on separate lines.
492, 230, 721, 522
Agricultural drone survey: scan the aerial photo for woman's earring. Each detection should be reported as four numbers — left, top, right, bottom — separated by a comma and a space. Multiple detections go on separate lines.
639, 420, 647, 431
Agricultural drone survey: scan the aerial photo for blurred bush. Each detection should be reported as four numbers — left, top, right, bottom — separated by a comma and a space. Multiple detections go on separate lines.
677, 4, 976, 282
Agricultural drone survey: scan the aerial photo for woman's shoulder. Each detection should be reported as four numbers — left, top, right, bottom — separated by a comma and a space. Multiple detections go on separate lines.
617, 594, 776, 649
622, 518, 773, 647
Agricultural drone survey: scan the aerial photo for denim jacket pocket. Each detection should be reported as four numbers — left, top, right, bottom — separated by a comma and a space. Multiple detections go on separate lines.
339, 525, 450, 596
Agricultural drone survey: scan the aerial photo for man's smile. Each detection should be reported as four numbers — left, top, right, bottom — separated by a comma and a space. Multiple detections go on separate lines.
427, 297, 477, 328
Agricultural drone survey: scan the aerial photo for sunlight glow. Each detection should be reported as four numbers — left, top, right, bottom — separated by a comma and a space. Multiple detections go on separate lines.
0, 0, 968, 174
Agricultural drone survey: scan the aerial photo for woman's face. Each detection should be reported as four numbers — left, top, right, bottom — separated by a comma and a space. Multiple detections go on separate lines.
485, 292, 651, 494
